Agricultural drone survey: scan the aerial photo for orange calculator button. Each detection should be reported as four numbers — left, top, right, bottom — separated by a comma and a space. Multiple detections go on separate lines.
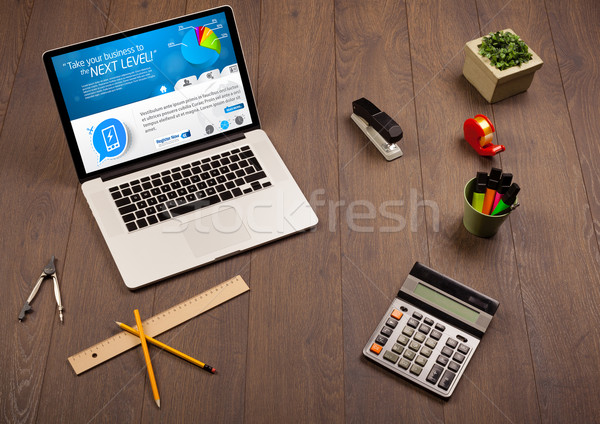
370, 343, 383, 355
390, 309, 403, 320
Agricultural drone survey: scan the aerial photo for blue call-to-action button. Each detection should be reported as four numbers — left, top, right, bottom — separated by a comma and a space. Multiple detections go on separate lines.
224, 103, 244, 113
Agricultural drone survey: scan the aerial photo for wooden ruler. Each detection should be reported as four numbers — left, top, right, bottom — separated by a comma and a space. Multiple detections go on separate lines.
68, 275, 249, 375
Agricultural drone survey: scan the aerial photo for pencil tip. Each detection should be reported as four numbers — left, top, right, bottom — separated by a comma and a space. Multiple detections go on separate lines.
115, 321, 122, 325
156, 399, 161, 408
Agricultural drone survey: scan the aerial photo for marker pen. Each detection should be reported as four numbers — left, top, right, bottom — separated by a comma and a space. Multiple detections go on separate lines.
491, 183, 520, 216
472, 172, 488, 213
482, 167, 502, 215
492, 173, 513, 211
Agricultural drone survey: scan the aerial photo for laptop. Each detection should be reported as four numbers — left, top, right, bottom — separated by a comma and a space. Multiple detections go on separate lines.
43, 6, 318, 289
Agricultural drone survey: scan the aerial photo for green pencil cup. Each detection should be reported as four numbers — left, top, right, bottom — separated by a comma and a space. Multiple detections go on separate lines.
463, 178, 511, 238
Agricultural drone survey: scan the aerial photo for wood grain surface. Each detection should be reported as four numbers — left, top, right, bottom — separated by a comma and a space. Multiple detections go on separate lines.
1, 0, 599, 423
0, 0, 34, 134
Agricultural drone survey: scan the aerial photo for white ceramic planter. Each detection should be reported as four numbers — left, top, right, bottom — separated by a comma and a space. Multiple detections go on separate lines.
463, 29, 543, 103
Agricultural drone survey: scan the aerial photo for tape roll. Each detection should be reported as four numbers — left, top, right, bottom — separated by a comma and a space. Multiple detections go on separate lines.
480, 133, 494, 147
473, 116, 493, 135
473, 116, 494, 146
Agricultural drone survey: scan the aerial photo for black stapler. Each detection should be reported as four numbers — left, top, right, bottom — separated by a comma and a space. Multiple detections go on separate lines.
351, 97, 403, 160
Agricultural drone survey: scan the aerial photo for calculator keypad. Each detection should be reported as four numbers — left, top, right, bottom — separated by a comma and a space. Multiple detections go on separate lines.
364, 301, 479, 398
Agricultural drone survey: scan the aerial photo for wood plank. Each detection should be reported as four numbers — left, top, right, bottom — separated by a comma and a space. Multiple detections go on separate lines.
545, 0, 600, 288
140, 1, 260, 421
0, 0, 109, 422
35, 189, 157, 423
546, 0, 600, 245
33, 1, 186, 422
474, 0, 600, 422
140, 263, 251, 422
243, 1, 345, 422
334, 0, 440, 421
0, 0, 34, 134
405, 0, 541, 421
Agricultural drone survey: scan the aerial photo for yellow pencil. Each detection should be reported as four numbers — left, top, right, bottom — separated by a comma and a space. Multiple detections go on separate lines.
116, 321, 216, 374
134, 309, 160, 408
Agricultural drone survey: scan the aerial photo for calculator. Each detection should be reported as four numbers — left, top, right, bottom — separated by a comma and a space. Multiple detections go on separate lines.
363, 262, 499, 398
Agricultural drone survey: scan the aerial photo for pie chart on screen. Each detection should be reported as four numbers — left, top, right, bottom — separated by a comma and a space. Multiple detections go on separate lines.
181, 26, 221, 67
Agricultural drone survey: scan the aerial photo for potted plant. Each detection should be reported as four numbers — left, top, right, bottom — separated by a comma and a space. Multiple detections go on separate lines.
463, 29, 543, 103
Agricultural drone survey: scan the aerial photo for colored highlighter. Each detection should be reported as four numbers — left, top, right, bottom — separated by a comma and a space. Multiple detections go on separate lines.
482, 167, 502, 215
472, 172, 488, 213
491, 183, 520, 216
492, 173, 513, 211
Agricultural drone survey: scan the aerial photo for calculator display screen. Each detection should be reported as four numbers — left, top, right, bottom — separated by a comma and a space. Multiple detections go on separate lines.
414, 283, 479, 323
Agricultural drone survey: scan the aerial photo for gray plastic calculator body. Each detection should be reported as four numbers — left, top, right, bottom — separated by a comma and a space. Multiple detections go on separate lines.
363, 262, 499, 398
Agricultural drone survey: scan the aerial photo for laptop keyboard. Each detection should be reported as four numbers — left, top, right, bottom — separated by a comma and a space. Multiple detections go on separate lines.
108, 145, 271, 232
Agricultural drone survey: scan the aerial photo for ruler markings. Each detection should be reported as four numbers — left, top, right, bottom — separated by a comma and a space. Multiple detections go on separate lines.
68, 276, 249, 375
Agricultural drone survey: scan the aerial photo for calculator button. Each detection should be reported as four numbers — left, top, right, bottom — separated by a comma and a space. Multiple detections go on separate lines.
453, 352, 465, 364
400, 306, 408, 312
390, 309, 403, 320
441, 346, 454, 357
446, 338, 458, 348
438, 370, 456, 391
420, 346, 433, 358
383, 350, 399, 364
407, 318, 419, 328
398, 358, 411, 370
426, 364, 444, 384
380, 326, 393, 337
409, 341, 421, 352
430, 329, 443, 340
413, 332, 426, 343
425, 338, 438, 349
436, 355, 449, 366
370, 343, 383, 355
457, 343, 470, 355
410, 364, 423, 376
412, 312, 423, 320
397, 335, 410, 346
403, 350, 416, 361
385, 318, 398, 329
435, 323, 446, 332
375, 335, 388, 346
392, 343, 404, 355
418, 324, 431, 334
415, 355, 428, 367
448, 361, 460, 372
402, 326, 415, 337
424, 317, 434, 326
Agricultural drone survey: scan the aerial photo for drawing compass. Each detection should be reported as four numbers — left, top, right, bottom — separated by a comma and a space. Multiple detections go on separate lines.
18, 256, 64, 323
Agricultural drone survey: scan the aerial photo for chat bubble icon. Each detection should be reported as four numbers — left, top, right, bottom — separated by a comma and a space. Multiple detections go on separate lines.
92, 118, 128, 163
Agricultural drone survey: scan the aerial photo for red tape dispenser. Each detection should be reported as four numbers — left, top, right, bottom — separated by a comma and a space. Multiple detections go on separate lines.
463, 114, 505, 156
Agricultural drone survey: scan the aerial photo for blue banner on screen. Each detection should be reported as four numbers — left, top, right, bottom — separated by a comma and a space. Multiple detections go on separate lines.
50, 11, 252, 172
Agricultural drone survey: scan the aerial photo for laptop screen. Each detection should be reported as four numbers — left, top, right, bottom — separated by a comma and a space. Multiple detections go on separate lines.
44, 7, 259, 181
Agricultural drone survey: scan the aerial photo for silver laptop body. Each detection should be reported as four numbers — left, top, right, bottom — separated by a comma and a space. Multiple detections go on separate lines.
44, 6, 317, 289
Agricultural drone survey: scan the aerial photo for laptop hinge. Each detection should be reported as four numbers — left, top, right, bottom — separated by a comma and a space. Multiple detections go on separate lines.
100, 132, 246, 182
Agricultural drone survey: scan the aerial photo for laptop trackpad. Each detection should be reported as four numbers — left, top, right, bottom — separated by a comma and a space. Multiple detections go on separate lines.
182, 207, 251, 257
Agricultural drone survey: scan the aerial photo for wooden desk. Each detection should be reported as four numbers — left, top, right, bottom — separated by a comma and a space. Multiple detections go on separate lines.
2, 0, 599, 422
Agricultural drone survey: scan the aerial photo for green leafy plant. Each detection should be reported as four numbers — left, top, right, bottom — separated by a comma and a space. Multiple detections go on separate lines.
478, 31, 533, 71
